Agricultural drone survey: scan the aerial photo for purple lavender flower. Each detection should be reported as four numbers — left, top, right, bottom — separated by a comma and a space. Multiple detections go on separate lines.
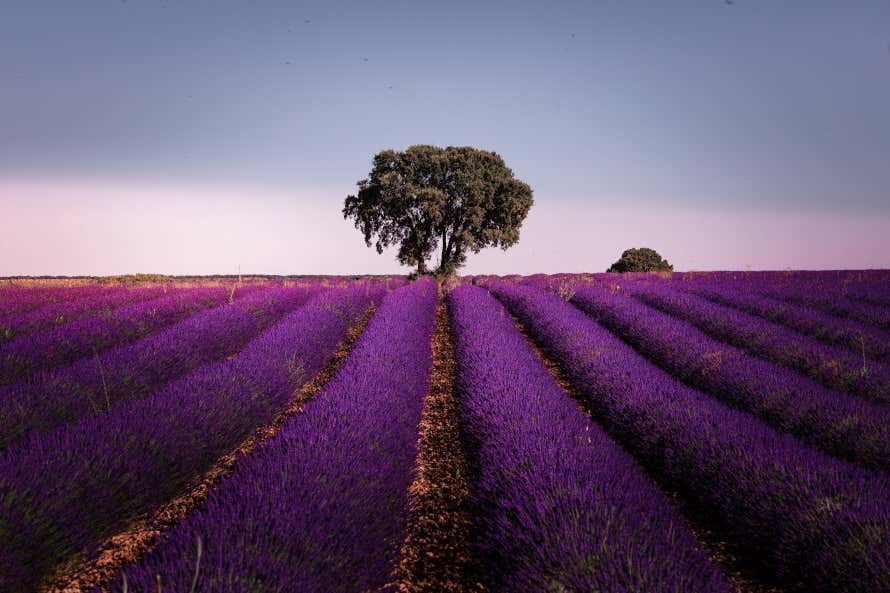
104, 279, 436, 593
487, 280, 890, 593
625, 282, 890, 404
450, 284, 731, 592
0, 282, 387, 592
0, 285, 316, 449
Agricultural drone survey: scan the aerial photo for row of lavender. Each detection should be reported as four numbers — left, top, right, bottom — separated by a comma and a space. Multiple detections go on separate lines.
0, 279, 354, 344
551, 283, 890, 470
676, 272, 890, 331
683, 281, 890, 362
106, 278, 438, 593
100, 280, 733, 593
529, 270, 890, 329
0, 285, 317, 449
0, 284, 129, 316
625, 282, 890, 403
3, 272, 885, 592
690, 271, 890, 311
483, 279, 889, 592
564, 269, 890, 307
0, 281, 391, 592
449, 285, 730, 592
0, 285, 252, 384
524, 271, 890, 381
0, 286, 174, 341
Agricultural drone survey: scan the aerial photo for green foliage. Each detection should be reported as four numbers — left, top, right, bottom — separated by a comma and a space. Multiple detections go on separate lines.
343, 145, 533, 276
607, 247, 673, 273
98, 273, 173, 284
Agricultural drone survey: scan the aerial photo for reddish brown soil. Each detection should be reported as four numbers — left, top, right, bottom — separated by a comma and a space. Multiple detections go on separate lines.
507, 310, 786, 593
395, 295, 481, 593
44, 305, 376, 593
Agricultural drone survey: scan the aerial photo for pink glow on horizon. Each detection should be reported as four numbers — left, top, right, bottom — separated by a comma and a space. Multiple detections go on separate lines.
1, 178, 888, 276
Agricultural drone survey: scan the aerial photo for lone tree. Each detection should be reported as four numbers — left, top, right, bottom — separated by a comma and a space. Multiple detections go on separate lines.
607, 247, 673, 273
343, 145, 533, 276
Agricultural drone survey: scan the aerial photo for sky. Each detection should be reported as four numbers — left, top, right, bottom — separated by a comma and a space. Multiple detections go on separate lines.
1, 0, 889, 275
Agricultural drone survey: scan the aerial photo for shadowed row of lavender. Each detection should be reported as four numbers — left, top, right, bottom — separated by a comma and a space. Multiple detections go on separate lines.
0, 284, 144, 317
0, 286, 173, 342
104, 273, 889, 592
0, 285, 314, 449
97, 280, 737, 593
450, 284, 732, 592
0, 271, 887, 592
0, 286, 249, 384
484, 279, 889, 593
0, 279, 394, 591
108, 278, 439, 593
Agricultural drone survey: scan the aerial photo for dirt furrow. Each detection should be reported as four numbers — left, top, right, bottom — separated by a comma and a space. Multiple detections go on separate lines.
395, 293, 480, 593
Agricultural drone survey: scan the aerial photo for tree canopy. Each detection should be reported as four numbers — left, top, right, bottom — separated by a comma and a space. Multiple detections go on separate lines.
343, 145, 533, 276
607, 247, 673, 273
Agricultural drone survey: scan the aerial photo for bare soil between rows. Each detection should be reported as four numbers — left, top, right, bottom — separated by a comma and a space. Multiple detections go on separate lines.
396, 294, 481, 593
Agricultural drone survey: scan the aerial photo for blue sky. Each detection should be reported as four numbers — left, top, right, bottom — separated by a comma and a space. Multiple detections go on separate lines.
2, 1, 889, 274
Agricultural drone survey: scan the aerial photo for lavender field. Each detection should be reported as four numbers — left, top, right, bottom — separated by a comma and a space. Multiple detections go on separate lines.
1, 272, 888, 593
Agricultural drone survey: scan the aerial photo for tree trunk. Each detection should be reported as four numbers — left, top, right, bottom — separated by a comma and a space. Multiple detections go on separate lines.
416, 237, 428, 275
438, 230, 455, 276
440, 229, 447, 271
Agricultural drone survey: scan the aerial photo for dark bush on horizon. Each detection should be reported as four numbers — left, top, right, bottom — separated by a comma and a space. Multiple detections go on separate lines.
608, 247, 673, 273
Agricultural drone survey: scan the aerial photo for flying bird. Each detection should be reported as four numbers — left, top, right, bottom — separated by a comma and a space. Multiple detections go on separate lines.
304, 19, 311, 24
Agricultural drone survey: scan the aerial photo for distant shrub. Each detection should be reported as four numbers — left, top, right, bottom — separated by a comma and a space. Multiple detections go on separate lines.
99, 273, 174, 284
607, 248, 673, 273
